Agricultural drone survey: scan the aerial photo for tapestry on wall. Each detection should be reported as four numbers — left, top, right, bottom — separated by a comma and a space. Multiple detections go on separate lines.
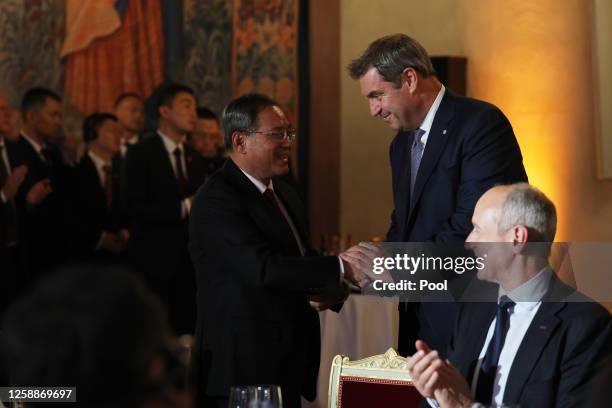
0, 0, 302, 148
231, 0, 299, 126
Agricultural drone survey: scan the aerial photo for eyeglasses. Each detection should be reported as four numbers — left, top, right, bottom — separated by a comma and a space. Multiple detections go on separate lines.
247, 128, 297, 141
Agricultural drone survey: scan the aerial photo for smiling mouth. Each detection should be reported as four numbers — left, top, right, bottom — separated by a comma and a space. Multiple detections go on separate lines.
278, 152, 290, 163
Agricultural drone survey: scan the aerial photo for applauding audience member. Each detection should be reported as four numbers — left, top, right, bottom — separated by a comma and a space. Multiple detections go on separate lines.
407, 184, 611, 407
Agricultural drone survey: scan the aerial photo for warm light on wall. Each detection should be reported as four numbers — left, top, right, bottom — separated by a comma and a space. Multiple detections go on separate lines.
459, 0, 599, 241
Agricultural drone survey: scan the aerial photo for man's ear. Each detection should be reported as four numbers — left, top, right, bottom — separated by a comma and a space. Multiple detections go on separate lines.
401, 67, 418, 93
232, 131, 247, 154
158, 105, 170, 120
512, 225, 529, 254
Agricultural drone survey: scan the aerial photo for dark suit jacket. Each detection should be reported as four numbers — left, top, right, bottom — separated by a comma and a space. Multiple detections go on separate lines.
71, 153, 124, 262
388, 90, 528, 356
0, 140, 19, 247
448, 277, 611, 407
188, 159, 342, 407
9, 135, 70, 278
121, 133, 208, 281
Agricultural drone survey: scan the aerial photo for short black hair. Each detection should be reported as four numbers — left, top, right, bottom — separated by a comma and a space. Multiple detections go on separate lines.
20, 87, 61, 118
221, 93, 278, 150
82, 112, 118, 142
196, 107, 219, 122
114, 92, 142, 108
1, 266, 170, 406
156, 83, 195, 112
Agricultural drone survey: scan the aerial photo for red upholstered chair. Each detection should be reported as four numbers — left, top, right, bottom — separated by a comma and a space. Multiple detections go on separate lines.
328, 348, 422, 408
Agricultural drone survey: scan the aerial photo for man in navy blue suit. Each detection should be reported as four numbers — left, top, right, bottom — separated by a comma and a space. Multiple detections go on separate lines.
344, 34, 528, 357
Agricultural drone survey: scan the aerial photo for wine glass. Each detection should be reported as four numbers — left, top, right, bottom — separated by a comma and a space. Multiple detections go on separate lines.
228, 385, 282, 408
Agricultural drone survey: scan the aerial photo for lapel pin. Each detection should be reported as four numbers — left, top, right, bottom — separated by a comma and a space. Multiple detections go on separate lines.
539, 325, 547, 330
442, 129, 447, 135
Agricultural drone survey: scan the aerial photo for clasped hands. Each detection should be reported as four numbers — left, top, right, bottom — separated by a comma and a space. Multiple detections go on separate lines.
340, 241, 395, 288
309, 242, 389, 312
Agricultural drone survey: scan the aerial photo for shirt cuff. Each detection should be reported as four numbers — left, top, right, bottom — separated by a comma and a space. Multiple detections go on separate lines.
182, 197, 192, 218
337, 256, 345, 283
426, 398, 439, 408
96, 232, 106, 251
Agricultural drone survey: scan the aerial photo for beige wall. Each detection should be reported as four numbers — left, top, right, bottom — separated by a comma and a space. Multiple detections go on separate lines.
340, 0, 463, 241
340, 0, 612, 242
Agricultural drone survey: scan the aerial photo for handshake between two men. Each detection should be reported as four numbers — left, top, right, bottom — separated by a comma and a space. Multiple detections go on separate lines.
309, 242, 390, 312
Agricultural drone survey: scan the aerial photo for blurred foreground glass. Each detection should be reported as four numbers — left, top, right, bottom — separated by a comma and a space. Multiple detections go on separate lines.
228, 385, 282, 408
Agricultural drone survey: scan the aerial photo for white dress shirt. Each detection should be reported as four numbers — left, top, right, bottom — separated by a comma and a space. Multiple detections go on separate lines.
239, 165, 345, 281
158, 131, 191, 218
428, 267, 552, 408
88, 150, 111, 187
415, 85, 445, 155
120, 134, 139, 158
0, 137, 11, 204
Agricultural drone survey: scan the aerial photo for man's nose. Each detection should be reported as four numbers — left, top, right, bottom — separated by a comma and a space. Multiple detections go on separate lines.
368, 99, 381, 117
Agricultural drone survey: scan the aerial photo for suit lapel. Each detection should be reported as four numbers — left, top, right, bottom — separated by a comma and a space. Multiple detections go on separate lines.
502, 302, 563, 403
457, 303, 497, 382
82, 155, 106, 208
503, 276, 571, 402
393, 131, 411, 240
152, 134, 181, 197
224, 160, 301, 254
273, 180, 309, 247
408, 91, 455, 219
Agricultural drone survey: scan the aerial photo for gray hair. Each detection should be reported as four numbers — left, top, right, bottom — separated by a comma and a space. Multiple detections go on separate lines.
347, 33, 436, 87
498, 183, 557, 242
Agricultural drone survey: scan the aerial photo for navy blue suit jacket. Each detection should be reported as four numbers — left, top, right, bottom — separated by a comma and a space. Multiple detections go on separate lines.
448, 278, 611, 407
388, 90, 528, 356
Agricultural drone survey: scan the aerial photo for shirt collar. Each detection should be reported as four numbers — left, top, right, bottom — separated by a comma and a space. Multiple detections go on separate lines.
124, 134, 139, 145
417, 85, 445, 135
157, 130, 183, 155
500, 266, 552, 310
88, 150, 110, 170
20, 131, 45, 155
0, 137, 5, 149
237, 163, 273, 194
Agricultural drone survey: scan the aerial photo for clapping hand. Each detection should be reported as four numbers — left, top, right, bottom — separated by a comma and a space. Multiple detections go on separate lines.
407, 340, 473, 408
1, 165, 27, 200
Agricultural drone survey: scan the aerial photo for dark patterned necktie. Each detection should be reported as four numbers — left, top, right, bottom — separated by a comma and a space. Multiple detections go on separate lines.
263, 188, 300, 254
41, 146, 53, 165
173, 148, 189, 198
410, 128, 426, 199
0, 144, 18, 247
475, 296, 515, 404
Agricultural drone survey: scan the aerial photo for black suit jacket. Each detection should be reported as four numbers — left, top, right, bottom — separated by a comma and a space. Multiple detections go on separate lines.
71, 154, 124, 261
448, 277, 611, 407
0, 140, 19, 247
121, 133, 208, 280
188, 159, 342, 407
9, 135, 70, 277
388, 90, 528, 356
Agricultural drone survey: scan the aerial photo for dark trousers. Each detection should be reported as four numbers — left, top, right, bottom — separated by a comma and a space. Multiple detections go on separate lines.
0, 245, 21, 317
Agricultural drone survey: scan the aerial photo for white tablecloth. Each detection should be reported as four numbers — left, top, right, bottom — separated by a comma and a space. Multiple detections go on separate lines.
303, 294, 399, 408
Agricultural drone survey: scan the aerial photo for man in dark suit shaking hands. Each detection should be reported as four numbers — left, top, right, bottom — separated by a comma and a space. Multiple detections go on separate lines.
407, 184, 611, 407
188, 94, 366, 408
345, 34, 528, 357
